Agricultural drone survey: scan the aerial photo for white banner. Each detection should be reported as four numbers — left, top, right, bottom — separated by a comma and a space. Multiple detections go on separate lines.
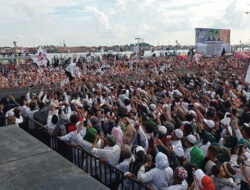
246, 64, 250, 84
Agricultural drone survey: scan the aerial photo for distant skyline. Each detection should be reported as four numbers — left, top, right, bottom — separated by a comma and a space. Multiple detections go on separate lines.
0, 0, 250, 47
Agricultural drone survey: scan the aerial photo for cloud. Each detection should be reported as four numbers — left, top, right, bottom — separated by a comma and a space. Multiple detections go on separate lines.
84, 5, 110, 30
0, 0, 249, 46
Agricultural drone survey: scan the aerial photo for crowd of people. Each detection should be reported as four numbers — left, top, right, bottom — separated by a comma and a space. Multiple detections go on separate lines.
0, 55, 250, 190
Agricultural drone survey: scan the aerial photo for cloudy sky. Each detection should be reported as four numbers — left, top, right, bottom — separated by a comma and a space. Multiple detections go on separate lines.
0, 0, 250, 47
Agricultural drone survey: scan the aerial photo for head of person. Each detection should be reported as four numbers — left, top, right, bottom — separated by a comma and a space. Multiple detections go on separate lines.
70, 114, 79, 125
183, 123, 194, 136
241, 123, 250, 140
222, 162, 236, 178
19, 99, 25, 107
155, 152, 169, 170
211, 164, 226, 178
207, 145, 218, 161
51, 115, 59, 125
30, 101, 36, 111
190, 146, 205, 168
203, 119, 215, 131
185, 112, 195, 122
0, 104, 4, 111
111, 127, 123, 146
14, 107, 21, 118
91, 116, 99, 127
206, 107, 216, 120
38, 102, 45, 109
120, 144, 132, 161
195, 169, 215, 190
244, 102, 250, 112
132, 146, 146, 162
105, 134, 116, 147
185, 134, 196, 148
124, 98, 130, 106
172, 129, 183, 141
173, 167, 188, 185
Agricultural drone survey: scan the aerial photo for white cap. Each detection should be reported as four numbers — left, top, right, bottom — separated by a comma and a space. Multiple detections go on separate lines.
173, 90, 183, 97
150, 104, 156, 111
175, 129, 183, 139
188, 110, 197, 120
187, 135, 196, 144
162, 104, 169, 109
194, 102, 200, 108
203, 119, 215, 129
158, 125, 167, 135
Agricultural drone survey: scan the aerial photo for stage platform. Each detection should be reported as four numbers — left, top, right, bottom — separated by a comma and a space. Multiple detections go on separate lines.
0, 125, 109, 190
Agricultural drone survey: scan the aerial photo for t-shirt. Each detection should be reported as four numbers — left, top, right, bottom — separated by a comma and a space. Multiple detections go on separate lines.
68, 124, 76, 133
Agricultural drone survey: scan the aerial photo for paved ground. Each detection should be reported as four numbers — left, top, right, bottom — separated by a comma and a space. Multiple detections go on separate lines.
0, 125, 109, 190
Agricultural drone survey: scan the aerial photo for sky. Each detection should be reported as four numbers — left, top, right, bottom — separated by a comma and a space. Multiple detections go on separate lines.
0, 0, 250, 47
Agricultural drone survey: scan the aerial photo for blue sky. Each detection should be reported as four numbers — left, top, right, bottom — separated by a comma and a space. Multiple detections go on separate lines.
0, 0, 249, 46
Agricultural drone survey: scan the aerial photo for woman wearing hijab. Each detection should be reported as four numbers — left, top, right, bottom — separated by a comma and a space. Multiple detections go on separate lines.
137, 152, 173, 190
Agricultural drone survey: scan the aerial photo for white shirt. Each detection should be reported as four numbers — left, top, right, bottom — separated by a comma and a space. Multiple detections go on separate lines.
138, 165, 173, 190
184, 146, 193, 161
171, 140, 184, 157
25, 108, 38, 119
166, 180, 188, 190
60, 131, 79, 144
115, 157, 133, 173
20, 106, 28, 117
91, 145, 121, 165
16, 116, 24, 125
66, 63, 77, 77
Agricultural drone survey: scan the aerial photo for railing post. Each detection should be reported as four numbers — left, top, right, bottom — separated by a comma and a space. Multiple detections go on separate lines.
21, 117, 152, 190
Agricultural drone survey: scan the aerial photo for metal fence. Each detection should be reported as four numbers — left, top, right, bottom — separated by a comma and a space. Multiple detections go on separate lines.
19, 118, 152, 190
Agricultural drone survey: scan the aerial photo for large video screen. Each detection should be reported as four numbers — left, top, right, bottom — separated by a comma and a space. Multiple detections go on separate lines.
195, 28, 230, 55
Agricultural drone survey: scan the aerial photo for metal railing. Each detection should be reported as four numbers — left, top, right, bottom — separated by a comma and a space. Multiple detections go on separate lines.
19, 118, 152, 190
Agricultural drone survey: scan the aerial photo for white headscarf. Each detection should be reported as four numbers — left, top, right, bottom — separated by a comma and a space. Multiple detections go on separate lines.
155, 152, 169, 169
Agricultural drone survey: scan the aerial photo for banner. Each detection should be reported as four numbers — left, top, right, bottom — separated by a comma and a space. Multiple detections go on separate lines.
195, 28, 230, 56
245, 64, 250, 84
33, 47, 48, 67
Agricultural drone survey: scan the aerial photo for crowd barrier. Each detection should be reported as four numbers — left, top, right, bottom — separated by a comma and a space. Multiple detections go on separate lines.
19, 118, 152, 190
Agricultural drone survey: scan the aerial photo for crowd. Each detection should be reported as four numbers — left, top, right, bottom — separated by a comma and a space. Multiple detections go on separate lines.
0, 55, 250, 190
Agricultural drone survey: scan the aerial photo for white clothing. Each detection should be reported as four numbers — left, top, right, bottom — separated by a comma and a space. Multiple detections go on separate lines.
91, 145, 121, 166
66, 63, 77, 77
171, 140, 184, 157
184, 146, 193, 161
166, 180, 188, 190
137, 152, 173, 190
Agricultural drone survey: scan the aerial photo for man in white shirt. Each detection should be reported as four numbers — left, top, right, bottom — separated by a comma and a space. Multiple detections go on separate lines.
171, 129, 184, 158
91, 134, 121, 165
65, 61, 81, 81
184, 134, 196, 162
